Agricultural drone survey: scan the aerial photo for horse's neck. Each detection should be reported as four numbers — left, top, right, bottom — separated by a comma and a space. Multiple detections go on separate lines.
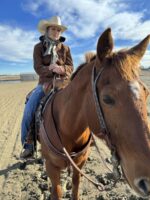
53, 64, 92, 138
50, 63, 102, 151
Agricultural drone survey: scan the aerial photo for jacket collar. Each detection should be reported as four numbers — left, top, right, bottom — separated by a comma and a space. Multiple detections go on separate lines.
39, 35, 66, 43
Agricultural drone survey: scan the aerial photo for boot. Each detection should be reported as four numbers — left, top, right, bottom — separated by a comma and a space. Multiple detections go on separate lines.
20, 148, 34, 159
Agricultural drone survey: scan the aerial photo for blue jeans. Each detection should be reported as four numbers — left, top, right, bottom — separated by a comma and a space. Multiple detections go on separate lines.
21, 84, 45, 149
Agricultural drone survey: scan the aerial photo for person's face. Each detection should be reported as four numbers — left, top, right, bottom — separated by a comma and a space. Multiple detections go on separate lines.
47, 26, 62, 40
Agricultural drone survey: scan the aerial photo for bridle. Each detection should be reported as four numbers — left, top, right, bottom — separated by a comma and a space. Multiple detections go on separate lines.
92, 65, 117, 152
91, 65, 122, 181
92, 66, 108, 134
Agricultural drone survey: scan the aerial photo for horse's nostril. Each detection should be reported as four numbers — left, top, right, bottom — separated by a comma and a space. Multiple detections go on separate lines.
138, 180, 147, 192
137, 179, 150, 195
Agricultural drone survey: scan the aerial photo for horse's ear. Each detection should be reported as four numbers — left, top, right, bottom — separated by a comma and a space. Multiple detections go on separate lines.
127, 35, 150, 59
97, 28, 114, 62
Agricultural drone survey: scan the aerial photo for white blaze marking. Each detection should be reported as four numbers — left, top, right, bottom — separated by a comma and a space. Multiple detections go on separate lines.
129, 81, 140, 99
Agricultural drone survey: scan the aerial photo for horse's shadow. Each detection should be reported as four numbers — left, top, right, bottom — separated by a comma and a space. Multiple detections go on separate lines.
0, 158, 43, 177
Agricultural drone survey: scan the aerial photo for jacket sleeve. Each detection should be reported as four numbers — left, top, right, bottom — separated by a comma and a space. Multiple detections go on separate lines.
64, 47, 74, 78
33, 44, 53, 77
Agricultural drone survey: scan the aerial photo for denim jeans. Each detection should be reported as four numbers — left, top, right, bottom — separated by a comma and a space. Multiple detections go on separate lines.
21, 84, 45, 149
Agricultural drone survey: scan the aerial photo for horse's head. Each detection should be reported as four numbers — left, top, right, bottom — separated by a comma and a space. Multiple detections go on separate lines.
95, 28, 150, 197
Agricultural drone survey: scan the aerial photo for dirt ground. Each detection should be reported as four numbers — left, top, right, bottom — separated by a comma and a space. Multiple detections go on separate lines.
0, 70, 150, 200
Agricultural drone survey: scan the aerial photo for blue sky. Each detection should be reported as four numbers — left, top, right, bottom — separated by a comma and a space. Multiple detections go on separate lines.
0, 0, 150, 74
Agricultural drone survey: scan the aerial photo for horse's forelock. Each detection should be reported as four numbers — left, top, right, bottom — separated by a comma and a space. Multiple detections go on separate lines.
108, 51, 140, 81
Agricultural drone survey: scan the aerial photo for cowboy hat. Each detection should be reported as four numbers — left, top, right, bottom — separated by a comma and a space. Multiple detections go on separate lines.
38, 16, 67, 34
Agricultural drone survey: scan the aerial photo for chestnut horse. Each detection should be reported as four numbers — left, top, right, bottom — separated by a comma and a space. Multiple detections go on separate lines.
39, 28, 150, 200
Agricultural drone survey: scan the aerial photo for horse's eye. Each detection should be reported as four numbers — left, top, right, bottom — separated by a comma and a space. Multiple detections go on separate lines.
103, 95, 115, 105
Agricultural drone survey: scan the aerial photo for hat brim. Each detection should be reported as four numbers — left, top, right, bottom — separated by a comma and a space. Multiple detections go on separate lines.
38, 20, 67, 34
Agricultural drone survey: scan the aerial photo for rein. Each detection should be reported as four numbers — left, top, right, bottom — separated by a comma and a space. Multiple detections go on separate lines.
40, 83, 92, 159
40, 91, 104, 190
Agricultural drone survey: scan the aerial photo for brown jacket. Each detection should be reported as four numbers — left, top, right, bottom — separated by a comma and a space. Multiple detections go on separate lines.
33, 36, 74, 85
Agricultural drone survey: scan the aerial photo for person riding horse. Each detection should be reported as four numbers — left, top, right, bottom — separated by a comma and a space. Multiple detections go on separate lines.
20, 16, 74, 159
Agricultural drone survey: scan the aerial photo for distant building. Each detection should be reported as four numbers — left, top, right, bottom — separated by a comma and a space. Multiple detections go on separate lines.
20, 73, 38, 81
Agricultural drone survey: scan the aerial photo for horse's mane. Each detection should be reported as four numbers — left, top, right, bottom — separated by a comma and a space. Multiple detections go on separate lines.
71, 50, 140, 81
70, 63, 86, 81
71, 52, 96, 81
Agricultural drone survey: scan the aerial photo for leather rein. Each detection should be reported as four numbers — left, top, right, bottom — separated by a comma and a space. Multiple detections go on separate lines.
40, 65, 122, 191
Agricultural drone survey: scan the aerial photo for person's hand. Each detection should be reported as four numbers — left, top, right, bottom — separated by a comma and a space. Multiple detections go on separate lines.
48, 64, 58, 71
52, 65, 65, 75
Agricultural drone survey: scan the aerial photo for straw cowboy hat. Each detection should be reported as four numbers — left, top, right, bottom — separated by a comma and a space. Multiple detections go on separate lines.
38, 16, 67, 34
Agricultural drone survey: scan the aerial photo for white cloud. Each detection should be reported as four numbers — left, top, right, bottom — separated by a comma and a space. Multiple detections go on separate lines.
1, 0, 149, 68
21, 0, 43, 16
0, 24, 37, 62
23, 0, 150, 40
105, 12, 150, 40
